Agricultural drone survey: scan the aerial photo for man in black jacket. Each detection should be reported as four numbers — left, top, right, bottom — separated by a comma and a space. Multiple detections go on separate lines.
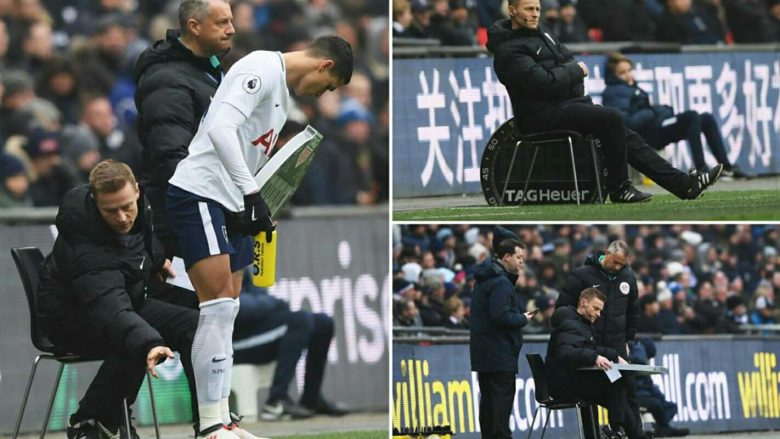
486, 0, 723, 204
37, 160, 198, 438
470, 226, 534, 439
134, 0, 234, 259
546, 287, 633, 439
557, 240, 645, 438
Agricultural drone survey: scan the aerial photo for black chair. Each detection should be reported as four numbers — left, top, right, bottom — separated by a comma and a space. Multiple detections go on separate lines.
504, 130, 604, 206
525, 353, 598, 439
11, 247, 161, 439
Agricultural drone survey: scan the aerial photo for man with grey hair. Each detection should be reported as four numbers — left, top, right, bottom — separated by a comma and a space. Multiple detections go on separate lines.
557, 239, 648, 438
134, 0, 234, 263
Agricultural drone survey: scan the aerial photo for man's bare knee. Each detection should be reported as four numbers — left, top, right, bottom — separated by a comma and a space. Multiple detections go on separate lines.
187, 254, 236, 301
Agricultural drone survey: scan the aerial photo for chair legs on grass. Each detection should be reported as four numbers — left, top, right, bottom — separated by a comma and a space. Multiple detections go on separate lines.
13, 356, 161, 439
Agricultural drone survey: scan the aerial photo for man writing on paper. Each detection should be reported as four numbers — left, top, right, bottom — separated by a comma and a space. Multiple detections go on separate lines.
546, 287, 633, 439
37, 160, 199, 438
165, 36, 353, 438
557, 240, 647, 439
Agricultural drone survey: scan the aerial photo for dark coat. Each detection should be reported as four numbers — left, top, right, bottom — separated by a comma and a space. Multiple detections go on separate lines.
545, 305, 619, 391
37, 184, 167, 358
557, 253, 640, 353
601, 72, 674, 141
134, 30, 223, 189
469, 257, 528, 373
486, 19, 588, 133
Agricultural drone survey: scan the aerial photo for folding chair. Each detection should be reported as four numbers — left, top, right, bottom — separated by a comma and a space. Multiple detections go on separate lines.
525, 353, 598, 439
11, 247, 161, 439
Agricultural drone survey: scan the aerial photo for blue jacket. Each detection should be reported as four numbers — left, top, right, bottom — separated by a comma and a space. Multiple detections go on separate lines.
601, 71, 674, 139
470, 257, 528, 373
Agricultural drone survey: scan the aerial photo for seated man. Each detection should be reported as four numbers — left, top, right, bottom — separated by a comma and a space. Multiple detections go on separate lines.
545, 287, 642, 439
37, 160, 199, 438
487, 0, 723, 204
629, 339, 689, 437
233, 271, 348, 420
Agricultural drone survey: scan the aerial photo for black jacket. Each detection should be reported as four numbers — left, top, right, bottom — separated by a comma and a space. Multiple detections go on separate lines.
601, 71, 674, 140
470, 257, 528, 373
546, 305, 619, 390
134, 30, 223, 189
486, 19, 589, 133
557, 253, 640, 353
37, 184, 167, 358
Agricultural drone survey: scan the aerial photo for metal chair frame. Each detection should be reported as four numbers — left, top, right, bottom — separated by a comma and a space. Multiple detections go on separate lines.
11, 247, 161, 439
525, 353, 599, 439
499, 130, 604, 206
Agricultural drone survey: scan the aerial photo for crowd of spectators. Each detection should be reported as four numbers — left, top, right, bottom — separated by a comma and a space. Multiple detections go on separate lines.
392, 224, 780, 335
393, 0, 780, 46
0, 0, 388, 209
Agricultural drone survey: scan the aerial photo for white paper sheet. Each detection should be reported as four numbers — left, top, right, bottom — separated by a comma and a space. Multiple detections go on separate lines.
605, 366, 622, 383
165, 257, 195, 292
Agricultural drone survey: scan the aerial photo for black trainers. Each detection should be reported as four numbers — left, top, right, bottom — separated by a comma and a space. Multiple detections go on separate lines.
301, 397, 349, 416
601, 425, 628, 439
684, 164, 723, 199
67, 418, 119, 439
609, 182, 653, 203
655, 426, 690, 437
260, 398, 314, 421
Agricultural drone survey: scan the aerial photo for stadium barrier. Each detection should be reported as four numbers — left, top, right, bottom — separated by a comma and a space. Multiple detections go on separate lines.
393, 334, 780, 438
393, 47, 780, 198
0, 206, 389, 434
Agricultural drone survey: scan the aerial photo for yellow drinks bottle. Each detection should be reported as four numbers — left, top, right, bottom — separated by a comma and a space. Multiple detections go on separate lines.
252, 229, 277, 287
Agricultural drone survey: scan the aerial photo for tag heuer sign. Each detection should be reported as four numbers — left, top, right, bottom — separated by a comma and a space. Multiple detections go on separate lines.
480, 118, 606, 206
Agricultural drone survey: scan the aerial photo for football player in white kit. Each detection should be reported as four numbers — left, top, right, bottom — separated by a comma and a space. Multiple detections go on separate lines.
165, 36, 352, 438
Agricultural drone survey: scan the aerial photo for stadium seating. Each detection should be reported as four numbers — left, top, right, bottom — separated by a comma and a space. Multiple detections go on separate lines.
10, 247, 161, 439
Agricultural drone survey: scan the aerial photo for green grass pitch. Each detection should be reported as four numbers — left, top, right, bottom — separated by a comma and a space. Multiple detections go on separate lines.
393, 190, 780, 221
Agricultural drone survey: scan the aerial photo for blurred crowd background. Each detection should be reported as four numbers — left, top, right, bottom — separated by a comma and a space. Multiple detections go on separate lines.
392, 224, 780, 335
392, 0, 780, 46
0, 0, 388, 209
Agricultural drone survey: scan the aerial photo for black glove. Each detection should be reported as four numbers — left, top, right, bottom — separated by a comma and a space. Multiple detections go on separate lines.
241, 192, 274, 239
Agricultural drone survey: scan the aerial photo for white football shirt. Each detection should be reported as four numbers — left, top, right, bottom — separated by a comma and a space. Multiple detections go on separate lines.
169, 50, 290, 212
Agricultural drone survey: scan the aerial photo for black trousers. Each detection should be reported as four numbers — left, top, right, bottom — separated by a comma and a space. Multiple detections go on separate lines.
638, 394, 677, 428
233, 306, 335, 406
48, 299, 198, 428
550, 103, 693, 197
647, 111, 731, 171
477, 371, 516, 439
550, 370, 629, 437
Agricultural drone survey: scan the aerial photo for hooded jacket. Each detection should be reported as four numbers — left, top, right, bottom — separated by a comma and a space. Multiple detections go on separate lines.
486, 19, 589, 133
601, 70, 674, 139
557, 252, 640, 353
545, 305, 619, 391
470, 256, 528, 373
134, 30, 223, 190
37, 184, 167, 358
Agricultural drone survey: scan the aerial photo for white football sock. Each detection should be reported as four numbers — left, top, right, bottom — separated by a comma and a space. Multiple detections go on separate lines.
221, 297, 240, 425
192, 297, 235, 431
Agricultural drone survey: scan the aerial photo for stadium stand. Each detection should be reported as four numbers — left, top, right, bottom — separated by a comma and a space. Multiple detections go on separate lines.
0, 0, 388, 208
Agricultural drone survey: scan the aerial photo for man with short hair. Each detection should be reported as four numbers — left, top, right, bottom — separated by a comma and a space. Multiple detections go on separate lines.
486, 0, 722, 204
546, 288, 633, 439
557, 240, 647, 438
166, 35, 353, 438
470, 226, 535, 439
135, 0, 235, 260
37, 160, 199, 438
